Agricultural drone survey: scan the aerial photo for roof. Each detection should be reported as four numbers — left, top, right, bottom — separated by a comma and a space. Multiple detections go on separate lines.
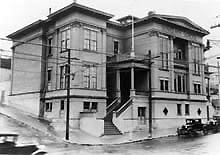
47, 3, 114, 21
117, 15, 139, 23
7, 20, 44, 39
108, 14, 209, 36
7, 3, 114, 39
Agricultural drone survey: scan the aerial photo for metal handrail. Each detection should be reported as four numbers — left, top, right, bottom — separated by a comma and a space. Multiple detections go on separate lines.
106, 97, 120, 110
116, 98, 133, 117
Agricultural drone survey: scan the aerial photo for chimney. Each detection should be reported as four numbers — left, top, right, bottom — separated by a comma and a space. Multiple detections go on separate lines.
148, 11, 156, 16
49, 8, 51, 15
73, 0, 77, 3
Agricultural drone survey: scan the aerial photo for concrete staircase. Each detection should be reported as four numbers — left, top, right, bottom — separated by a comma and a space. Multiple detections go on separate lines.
104, 121, 122, 135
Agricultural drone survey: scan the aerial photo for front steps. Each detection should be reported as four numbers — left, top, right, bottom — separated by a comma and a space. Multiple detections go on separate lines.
104, 121, 122, 135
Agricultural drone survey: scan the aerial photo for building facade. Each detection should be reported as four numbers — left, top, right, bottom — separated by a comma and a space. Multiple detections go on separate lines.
7, 3, 210, 136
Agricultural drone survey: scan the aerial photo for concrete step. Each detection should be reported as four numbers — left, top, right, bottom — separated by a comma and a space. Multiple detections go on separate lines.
104, 121, 122, 135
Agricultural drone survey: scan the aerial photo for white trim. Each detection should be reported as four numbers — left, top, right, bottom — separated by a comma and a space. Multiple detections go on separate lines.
159, 33, 169, 39
83, 26, 98, 32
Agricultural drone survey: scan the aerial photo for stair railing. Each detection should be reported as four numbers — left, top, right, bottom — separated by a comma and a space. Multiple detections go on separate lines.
116, 98, 133, 117
106, 97, 120, 116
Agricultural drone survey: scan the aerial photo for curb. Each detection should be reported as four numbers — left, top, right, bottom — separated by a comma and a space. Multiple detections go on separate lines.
0, 111, 178, 146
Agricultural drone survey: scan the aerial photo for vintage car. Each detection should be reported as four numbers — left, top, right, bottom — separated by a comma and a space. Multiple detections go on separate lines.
203, 118, 220, 134
177, 119, 206, 136
0, 133, 46, 155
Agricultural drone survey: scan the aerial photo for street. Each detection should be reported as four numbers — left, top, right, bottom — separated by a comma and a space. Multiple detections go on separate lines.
1, 114, 220, 155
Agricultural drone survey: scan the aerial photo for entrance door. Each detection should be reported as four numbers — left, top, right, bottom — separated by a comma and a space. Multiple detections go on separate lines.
120, 70, 131, 104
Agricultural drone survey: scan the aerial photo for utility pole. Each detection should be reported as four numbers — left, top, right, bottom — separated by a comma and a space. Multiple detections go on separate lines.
148, 50, 152, 138
65, 49, 71, 140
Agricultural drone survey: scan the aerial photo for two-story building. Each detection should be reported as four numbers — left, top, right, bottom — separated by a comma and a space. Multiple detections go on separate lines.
7, 2, 209, 137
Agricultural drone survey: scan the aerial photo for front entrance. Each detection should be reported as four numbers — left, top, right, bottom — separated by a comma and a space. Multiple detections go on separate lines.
120, 70, 131, 104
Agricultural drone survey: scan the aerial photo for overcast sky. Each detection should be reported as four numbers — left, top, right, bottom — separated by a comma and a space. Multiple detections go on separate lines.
1, 0, 220, 64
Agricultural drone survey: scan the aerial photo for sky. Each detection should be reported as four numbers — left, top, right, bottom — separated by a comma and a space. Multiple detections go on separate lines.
0, 0, 220, 64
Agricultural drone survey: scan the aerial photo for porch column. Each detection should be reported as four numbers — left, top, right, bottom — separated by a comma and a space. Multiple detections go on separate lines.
130, 67, 135, 96
116, 69, 121, 98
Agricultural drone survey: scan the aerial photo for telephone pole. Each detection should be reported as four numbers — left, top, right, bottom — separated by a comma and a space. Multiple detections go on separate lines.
148, 50, 152, 138
65, 49, 71, 140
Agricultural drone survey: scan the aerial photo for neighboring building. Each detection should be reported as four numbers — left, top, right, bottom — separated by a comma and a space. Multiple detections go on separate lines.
7, 2, 210, 137
0, 57, 11, 104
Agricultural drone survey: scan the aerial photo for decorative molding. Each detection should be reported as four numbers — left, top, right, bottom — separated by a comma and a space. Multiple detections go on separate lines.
149, 30, 159, 37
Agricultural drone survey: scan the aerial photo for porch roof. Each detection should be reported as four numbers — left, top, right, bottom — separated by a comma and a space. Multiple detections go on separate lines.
107, 58, 150, 69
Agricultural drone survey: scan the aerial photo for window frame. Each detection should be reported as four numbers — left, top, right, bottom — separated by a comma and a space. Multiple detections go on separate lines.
83, 28, 97, 52
83, 101, 98, 112
160, 78, 169, 92
113, 40, 119, 54
185, 104, 190, 115
83, 65, 97, 89
61, 29, 71, 52
192, 43, 201, 75
60, 100, 65, 111
174, 72, 186, 93
177, 104, 182, 116
159, 35, 169, 70
193, 83, 201, 94
48, 37, 53, 56
45, 102, 52, 112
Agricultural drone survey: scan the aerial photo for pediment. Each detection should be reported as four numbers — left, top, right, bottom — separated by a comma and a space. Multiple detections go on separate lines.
157, 15, 209, 35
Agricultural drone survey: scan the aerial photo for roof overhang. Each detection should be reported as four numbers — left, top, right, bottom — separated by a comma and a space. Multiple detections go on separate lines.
47, 3, 114, 21
7, 20, 44, 39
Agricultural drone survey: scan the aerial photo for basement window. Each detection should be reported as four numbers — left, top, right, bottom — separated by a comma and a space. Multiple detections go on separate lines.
60, 100, 65, 111
185, 104, 190, 115
45, 102, 52, 112
177, 104, 182, 116
83, 101, 98, 112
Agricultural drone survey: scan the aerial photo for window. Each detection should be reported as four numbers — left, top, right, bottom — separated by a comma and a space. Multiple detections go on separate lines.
185, 104, 190, 115
60, 65, 68, 89
47, 69, 52, 90
91, 102, 98, 111
83, 102, 98, 112
84, 29, 97, 51
83, 65, 97, 89
160, 79, 169, 91
159, 35, 169, 69
194, 83, 201, 94
138, 107, 146, 117
177, 104, 182, 115
60, 100, 65, 111
60, 66, 65, 89
113, 40, 119, 54
45, 102, 52, 112
174, 73, 186, 93
61, 29, 70, 52
192, 44, 201, 75
90, 66, 97, 89
83, 102, 90, 110
48, 38, 53, 56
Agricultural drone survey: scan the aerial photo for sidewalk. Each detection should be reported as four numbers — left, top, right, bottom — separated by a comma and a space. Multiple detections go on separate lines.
0, 103, 177, 145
